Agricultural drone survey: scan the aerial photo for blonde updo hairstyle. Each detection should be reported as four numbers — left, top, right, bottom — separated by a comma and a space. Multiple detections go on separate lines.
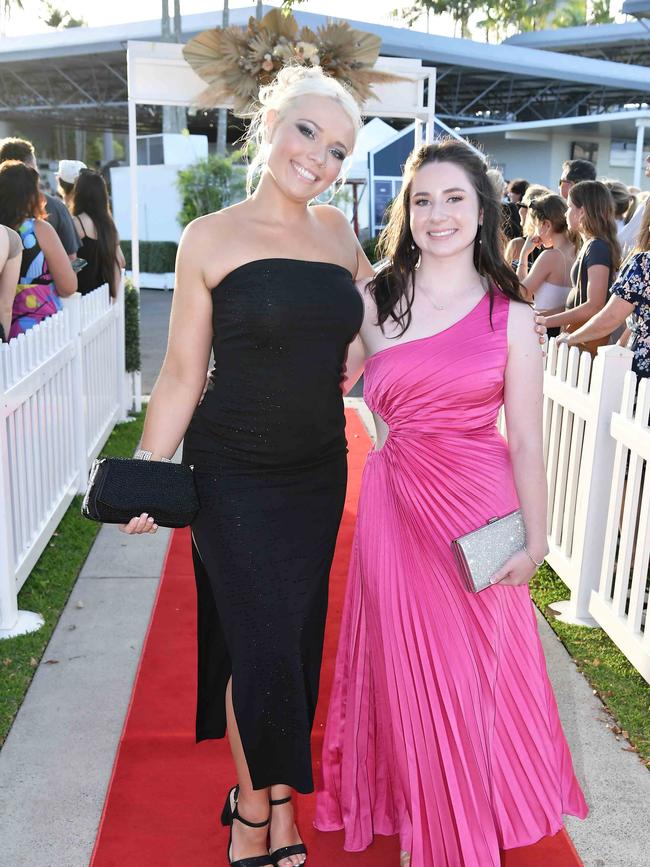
243, 64, 363, 195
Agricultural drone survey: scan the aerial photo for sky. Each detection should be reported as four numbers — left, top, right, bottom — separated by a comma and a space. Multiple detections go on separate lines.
3, 1, 411, 37
2, 0, 628, 38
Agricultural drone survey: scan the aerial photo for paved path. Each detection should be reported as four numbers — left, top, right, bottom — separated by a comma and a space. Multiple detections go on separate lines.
140, 288, 173, 394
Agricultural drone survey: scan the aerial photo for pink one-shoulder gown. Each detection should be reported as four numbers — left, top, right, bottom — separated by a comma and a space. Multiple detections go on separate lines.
315, 291, 587, 866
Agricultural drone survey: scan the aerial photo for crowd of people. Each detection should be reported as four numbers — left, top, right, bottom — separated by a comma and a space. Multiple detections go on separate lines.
498, 155, 650, 375
0, 137, 124, 344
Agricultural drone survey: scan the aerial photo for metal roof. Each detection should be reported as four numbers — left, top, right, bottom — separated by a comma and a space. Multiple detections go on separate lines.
622, 0, 650, 17
505, 20, 650, 69
1, 7, 649, 132
460, 107, 650, 137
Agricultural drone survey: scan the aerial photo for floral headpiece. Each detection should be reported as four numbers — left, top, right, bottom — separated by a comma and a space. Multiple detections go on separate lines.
183, 9, 401, 116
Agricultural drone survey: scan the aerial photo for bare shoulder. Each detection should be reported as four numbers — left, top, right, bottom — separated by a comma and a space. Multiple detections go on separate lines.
507, 298, 537, 349
177, 204, 250, 289
178, 207, 239, 259
311, 204, 361, 273
33, 218, 57, 243
312, 203, 354, 236
0, 224, 9, 259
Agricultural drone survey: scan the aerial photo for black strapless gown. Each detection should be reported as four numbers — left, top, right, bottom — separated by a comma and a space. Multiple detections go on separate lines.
183, 258, 363, 794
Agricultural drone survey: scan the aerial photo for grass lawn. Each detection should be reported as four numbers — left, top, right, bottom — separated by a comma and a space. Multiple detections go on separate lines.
531, 564, 650, 768
0, 410, 146, 747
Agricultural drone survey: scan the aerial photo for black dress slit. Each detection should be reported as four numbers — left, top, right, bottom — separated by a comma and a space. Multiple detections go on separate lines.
183, 259, 363, 793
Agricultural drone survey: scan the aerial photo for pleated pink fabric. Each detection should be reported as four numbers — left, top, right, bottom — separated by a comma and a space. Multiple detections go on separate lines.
315, 291, 588, 866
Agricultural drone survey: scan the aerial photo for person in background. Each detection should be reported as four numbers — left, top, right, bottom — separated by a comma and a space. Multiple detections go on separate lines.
57, 159, 87, 207
506, 177, 528, 204
618, 156, 650, 255
487, 167, 521, 241
504, 183, 551, 267
69, 169, 125, 299
603, 179, 637, 233
559, 157, 596, 200
538, 180, 620, 355
557, 195, 650, 378
0, 224, 22, 341
0, 138, 80, 260
516, 194, 577, 328
0, 161, 77, 338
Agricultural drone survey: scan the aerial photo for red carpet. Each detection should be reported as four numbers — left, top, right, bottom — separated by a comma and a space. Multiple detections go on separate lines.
91, 409, 582, 867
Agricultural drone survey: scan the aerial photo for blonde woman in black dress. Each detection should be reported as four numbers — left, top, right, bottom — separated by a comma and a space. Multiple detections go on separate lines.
120, 67, 372, 867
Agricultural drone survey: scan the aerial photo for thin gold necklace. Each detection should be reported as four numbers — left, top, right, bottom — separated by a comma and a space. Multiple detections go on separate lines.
413, 276, 485, 312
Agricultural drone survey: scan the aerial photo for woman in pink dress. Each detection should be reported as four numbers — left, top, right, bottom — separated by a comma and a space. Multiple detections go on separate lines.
315, 139, 588, 866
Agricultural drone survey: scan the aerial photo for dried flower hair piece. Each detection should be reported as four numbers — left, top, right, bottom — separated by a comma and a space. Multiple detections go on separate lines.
183, 9, 402, 115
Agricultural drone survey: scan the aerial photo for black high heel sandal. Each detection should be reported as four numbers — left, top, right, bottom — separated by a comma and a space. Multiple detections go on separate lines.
221, 785, 274, 867
269, 795, 308, 866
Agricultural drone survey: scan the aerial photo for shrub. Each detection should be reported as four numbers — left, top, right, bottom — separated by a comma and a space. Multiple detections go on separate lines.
177, 152, 246, 228
124, 278, 141, 373
361, 236, 381, 265
121, 241, 178, 274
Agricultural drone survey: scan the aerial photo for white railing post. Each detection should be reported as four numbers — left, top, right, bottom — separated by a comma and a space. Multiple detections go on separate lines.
550, 345, 633, 625
64, 294, 88, 494
0, 344, 43, 639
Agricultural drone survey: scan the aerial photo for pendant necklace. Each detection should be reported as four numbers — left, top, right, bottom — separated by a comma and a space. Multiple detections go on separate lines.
412, 273, 446, 311
413, 274, 486, 313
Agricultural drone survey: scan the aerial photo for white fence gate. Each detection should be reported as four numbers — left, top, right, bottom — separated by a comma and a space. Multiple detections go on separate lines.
589, 373, 650, 682
539, 338, 650, 684
542, 340, 632, 626
0, 285, 128, 638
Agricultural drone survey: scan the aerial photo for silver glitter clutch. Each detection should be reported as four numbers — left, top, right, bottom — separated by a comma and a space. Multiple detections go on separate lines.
451, 510, 525, 593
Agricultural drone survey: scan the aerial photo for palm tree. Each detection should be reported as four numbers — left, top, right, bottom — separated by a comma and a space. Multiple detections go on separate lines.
162, 0, 186, 133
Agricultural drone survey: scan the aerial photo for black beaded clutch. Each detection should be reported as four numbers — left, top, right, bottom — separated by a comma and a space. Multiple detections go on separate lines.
81, 457, 199, 528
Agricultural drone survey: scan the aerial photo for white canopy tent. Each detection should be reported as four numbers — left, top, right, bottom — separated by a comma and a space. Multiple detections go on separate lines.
126, 40, 435, 290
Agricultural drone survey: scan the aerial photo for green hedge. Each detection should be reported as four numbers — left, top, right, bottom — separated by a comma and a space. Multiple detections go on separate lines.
362, 236, 381, 265
124, 278, 141, 373
121, 240, 178, 274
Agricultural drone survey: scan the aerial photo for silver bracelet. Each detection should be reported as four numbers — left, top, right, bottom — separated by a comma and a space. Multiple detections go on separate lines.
524, 546, 545, 568
134, 448, 172, 462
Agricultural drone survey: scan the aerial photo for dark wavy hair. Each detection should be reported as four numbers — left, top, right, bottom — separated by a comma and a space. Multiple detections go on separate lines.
71, 169, 120, 296
369, 138, 524, 336
0, 160, 46, 229
568, 180, 621, 274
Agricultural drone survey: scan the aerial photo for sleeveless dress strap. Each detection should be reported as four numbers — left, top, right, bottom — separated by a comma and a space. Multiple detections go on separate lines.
76, 214, 87, 238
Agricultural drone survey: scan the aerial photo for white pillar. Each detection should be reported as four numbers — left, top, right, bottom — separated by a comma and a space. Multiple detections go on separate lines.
633, 122, 645, 189
103, 131, 114, 163
127, 97, 139, 294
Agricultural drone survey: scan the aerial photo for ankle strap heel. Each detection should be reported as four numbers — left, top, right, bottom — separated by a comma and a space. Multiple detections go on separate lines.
221, 785, 273, 867
269, 795, 292, 806
268, 794, 308, 866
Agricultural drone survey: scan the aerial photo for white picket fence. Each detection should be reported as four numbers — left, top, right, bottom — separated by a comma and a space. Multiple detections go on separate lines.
0, 284, 129, 638
589, 373, 650, 683
541, 339, 650, 684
